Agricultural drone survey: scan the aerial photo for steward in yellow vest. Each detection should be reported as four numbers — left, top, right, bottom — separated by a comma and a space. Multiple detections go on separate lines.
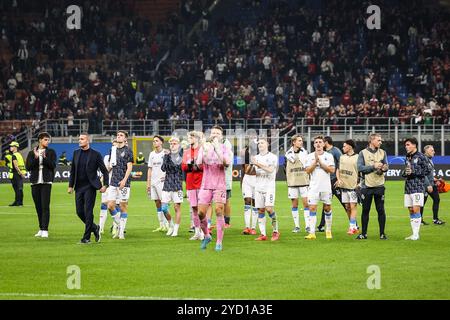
8, 141, 26, 206
136, 152, 146, 165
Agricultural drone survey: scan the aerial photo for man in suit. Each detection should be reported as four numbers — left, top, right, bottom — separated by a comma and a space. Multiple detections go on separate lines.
68, 133, 109, 244
25, 132, 57, 238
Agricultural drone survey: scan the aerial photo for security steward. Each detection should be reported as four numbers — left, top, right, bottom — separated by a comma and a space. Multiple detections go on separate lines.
8, 141, 27, 206
58, 151, 68, 165
136, 152, 146, 165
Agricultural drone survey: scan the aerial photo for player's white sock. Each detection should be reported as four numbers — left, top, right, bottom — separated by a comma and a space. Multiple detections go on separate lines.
195, 227, 202, 236
309, 211, 317, 234
119, 213, 128, 237
173, 223, 179, 236
110, 208, 121, 225
244, 205, 251, 228
258, 213, 266, 236
157, 208, 165, 227
169, 219, 174, 228
163, 214, 169, 228
410, 213, 421, 238
325, 210, 332, 232
99, 203, 108, 232
291, 207, 299, 228
207, 219, 211, 229
251, 208, 258, 229
303, 208, 310, 229
269, 212, 279, 233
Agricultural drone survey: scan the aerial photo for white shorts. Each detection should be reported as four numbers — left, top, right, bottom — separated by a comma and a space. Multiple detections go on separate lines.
162, 190, 184, 204
307, 190, 332, 206
341, 190, 358, 204
255, 189, 276, 209
242, 174, 256, 199
404, 193, 424, 208
149, 182, 164, 201
288, 186, 309, 199
101, 192, 108, 203
102, 191, 120, 205
106, 186, 131, 203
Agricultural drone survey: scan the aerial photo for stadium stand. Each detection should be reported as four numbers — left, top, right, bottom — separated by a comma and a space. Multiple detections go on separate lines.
0, 0, 448, 143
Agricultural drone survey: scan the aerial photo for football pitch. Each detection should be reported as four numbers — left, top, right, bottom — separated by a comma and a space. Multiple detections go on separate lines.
0, 181, 449, 300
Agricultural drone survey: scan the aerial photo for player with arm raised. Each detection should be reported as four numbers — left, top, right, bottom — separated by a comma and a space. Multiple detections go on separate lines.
196, 126, 231, 252
304, 136, 335, 240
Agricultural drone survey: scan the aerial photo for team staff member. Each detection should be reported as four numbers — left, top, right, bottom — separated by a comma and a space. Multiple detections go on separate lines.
317, 136, 344, 232
421, 145, 445, 225
68, 133, 109, 244
357, 133, 388, 240
25, 132, 57, 238
8, 141, 27, 206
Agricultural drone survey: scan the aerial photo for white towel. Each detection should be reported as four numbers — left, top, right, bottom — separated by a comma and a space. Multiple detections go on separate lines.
110, 146, 117, 167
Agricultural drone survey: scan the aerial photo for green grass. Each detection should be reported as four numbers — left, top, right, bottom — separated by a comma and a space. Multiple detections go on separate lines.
0, 181, 449, 300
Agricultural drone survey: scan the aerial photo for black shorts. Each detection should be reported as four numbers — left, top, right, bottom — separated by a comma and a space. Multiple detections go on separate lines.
226, 190, 231, 200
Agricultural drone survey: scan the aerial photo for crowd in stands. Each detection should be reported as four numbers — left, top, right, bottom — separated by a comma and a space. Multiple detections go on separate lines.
0, 0, 449, 137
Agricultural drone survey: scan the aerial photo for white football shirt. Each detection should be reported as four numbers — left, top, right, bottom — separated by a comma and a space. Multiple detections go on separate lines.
103, 155, 112, 184
254, 152, 278, 192
148, 149, 166, 185
305, 152, 334, 193
285, 147, 308, 166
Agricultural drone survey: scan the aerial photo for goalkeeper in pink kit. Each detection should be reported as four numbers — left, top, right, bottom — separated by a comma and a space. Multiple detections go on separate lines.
196, 125, 232, 252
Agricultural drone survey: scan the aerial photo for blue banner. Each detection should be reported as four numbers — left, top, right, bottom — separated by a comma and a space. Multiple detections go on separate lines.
49, 143, 113, 161
388, 156, 450, 165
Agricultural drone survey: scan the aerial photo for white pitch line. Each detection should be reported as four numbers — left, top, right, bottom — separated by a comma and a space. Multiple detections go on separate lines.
0, 292, 225, 300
